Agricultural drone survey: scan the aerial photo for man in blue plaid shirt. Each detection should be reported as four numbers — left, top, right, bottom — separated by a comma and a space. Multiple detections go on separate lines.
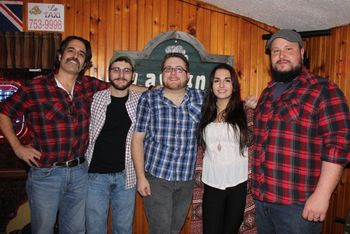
132, 52, 204, 233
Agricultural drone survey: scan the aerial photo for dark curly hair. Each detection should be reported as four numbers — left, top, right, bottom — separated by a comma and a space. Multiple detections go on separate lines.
53, 35, 93, 76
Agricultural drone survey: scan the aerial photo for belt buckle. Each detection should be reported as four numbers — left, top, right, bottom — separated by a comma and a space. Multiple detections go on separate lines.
52, 157, 84, 167
65, 160, 70, 167
67, 157, 78, 167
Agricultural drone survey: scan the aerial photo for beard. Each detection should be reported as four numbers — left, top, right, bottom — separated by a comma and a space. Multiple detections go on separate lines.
162, 77, 189, 90
109, 78, 134, 90
271, 62, 302, 83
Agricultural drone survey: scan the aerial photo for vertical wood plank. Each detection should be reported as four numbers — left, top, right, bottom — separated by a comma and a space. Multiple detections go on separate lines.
97, 0, 107, 79
105, 0, 116, 78
137, 0, 145, 50
144, 0, 153, 45
167, 0, 177, 31
215, 11, 224, 55
223, 14, 232, 56
248, 24, 258, 98
81, 0, 91, 41
74, 0, 84, 36
64, 0, 75, 36
129, 0, 138, 50
209, 11, 218, 53
89, 0, 99, 78
159, 0, 168, 32
121, 0, 130, 50
344, 25, 350, 100
114, 0, 123, 51
152, 0, 161, 37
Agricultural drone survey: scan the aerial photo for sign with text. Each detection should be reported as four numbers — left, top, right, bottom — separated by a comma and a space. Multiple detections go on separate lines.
27, 3, 64, 32
114, 31, 232, 90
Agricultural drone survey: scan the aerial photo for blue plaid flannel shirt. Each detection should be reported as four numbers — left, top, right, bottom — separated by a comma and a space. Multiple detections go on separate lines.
135, 87, 204, 181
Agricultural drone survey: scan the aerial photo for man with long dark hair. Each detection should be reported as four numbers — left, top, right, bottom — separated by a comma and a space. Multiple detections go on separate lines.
252, 29, 350, 233
0, 36, 109, 233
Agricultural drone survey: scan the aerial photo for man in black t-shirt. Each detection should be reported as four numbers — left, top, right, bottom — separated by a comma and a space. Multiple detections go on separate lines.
85, 53, 141, 234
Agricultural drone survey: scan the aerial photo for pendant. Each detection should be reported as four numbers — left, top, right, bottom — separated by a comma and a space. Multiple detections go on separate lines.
217, 143, 222, 152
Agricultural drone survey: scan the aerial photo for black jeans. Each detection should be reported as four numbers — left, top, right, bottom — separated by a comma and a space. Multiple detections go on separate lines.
203, 181, 247, 234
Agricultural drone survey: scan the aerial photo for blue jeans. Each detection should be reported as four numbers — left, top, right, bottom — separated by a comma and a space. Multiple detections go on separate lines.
255, 200, 323, 234
26, 162, 88, 234
143, 173, 194, 234
86, 171, 136, 234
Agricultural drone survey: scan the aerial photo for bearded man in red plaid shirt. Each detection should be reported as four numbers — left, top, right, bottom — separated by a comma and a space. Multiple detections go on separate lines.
252, 29, 350, 234
0, 36, 110, 234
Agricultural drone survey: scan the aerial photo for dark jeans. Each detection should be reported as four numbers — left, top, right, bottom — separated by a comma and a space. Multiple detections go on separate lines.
255, 200, 323, 234
143, 173, 194, 234
203, 181, 247, 234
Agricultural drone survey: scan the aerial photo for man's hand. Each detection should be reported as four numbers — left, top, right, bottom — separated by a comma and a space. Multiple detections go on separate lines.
302, 191, 329, 222
137, 176, 151, 197
0, 113, 41, 167
302, 161, 343, 222
14, 144, 41, 167
244, 96, 258, 109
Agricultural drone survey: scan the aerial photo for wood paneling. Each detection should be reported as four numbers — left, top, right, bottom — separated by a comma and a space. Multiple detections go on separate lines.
304, 24, 350, 234
21, 0, 350, 233
21, 0, 275, 98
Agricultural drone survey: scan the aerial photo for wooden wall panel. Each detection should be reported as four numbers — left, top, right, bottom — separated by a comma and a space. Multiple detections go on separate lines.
304, 24, 350, 234
304, 24, 350, 104
20, 0, 350, 233
19, 0, 276, 97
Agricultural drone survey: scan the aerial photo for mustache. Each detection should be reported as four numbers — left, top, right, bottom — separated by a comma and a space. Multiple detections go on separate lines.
276, 59, 290, 63
276, 59, 290, 64
66, 57, 81, 66
110, 77, 129, 82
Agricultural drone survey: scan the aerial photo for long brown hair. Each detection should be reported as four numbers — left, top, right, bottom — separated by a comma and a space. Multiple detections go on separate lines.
197, 63, 248, 156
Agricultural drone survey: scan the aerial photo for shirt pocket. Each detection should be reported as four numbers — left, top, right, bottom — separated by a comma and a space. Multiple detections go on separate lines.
188, 103, 202, 124
278, 99, 300, 121
42, 102, 66, 121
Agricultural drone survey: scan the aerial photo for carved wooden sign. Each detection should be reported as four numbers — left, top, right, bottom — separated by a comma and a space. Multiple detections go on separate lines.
114, 31, 232, 90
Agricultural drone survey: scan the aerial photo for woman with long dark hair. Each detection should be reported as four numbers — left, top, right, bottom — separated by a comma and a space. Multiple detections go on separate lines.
198, 63, 252, 234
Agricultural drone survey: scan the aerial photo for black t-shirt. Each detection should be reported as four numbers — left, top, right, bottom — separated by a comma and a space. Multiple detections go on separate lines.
89, 95, 131, 173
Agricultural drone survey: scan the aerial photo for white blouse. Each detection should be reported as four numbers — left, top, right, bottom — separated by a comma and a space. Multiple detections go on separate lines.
202, 122, 248, 190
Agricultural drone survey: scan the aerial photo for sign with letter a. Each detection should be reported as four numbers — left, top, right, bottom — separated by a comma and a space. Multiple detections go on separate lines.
113, 31, 233, 90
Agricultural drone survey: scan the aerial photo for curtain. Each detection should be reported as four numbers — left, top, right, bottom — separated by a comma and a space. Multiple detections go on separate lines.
0, 32, 61, 69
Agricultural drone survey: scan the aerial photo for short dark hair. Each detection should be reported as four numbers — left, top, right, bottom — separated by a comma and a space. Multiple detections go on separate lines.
53, 35, 93, 75
161, 53, 189, 72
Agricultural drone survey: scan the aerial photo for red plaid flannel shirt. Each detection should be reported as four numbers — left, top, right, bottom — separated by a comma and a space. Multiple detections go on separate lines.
0, 73, 108, 167
252, 68, 350, 204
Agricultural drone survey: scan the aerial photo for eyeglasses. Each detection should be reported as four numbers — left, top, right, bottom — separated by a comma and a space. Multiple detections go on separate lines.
110, 67, 133, 75
163, 66, 187, 74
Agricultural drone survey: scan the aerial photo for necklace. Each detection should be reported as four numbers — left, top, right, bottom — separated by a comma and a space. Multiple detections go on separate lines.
217, 142, 222, 152
215, 111, 226, 152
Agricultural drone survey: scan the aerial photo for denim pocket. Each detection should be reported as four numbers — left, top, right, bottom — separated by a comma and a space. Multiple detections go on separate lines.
30, 167, 55, 178
88, 173, 98, 180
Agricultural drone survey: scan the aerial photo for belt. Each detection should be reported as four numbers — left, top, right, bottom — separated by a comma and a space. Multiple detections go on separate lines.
52, 156, 85, 168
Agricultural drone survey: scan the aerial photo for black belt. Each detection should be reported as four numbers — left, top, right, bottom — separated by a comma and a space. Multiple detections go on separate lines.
52, 156, 85, 167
